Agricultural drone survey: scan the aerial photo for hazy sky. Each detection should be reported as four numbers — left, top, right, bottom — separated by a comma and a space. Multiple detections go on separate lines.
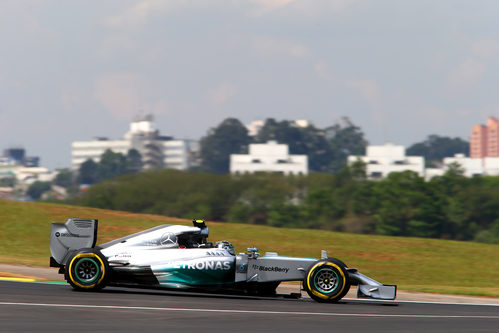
1, 0, 499, 169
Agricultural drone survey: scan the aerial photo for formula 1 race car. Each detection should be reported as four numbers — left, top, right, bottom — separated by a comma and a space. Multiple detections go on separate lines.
50, 218, 396, 303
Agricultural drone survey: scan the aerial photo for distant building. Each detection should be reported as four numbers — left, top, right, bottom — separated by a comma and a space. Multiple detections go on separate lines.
246, 120, 265, 136
23, 156, 40, 167
484, 157, 499, 175
245, 119, 310, 137
442, 154, 483, 177
470, 117, 499, 158
1, 147, 40, 167
348, 146, 499, 180
0, 165, 19, 179
424, 167, 445, 180
15, 167, 55, 184
348, 143, 424, 179
0, 186, 15, 200
0, 163, 56, 186
230, 141, 308, 175
71, 115, 198, 171
433, 153, 499, 178
3, 148, 25, 163
294, 120, 309, 128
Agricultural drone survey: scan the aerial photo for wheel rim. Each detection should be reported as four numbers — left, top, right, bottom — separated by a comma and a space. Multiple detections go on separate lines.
74, 258, 100, 284
313, 268, 339, 294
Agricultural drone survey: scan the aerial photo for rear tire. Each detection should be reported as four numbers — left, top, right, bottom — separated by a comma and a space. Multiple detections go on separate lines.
65, 249, 109, 291
303, 258, 350, 303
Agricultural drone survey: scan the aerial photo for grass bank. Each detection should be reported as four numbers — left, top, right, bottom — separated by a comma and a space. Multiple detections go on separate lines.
1, 200, 498, 297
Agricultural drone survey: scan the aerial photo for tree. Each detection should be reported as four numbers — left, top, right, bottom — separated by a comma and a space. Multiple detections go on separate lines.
225, 173, 295, 224
0, 177, 16, 187
255, 119, 332, 172
445, 184, 499, 240
97, 149, 128, 181
373, 171, 442, 237
78, 159, 98, 185
475, 219, 499, 244
54, 169, 74, 188
430, 163, 468, 238
407, 135, 469, 164
27, 181, 51, 200
77, 149, 142, 186
303, 188, 346, 229
73, 161, 499, 242
267, 202, 303, 228
200, 118, 251, 174
326, 117, 368, 173
126, 149, 142, 173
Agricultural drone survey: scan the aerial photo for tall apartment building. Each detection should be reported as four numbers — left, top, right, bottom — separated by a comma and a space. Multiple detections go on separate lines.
71, 115, 198, 171
470, 117, 499, 158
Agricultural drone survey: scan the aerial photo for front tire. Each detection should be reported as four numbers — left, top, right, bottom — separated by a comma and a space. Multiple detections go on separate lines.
65, 249, 109, 291
304, 258, 350, 303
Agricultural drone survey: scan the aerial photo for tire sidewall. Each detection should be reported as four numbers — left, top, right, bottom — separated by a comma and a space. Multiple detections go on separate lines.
326, 257, 351, 300
65, 249, 109, 291
304, 259, 350, 302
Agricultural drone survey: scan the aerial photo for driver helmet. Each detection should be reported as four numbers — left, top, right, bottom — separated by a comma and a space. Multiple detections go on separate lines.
216, 240, 235, 255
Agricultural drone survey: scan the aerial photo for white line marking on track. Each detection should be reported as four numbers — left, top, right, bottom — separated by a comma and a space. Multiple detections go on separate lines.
1, 302, 499, 319
343, 298, 499, 307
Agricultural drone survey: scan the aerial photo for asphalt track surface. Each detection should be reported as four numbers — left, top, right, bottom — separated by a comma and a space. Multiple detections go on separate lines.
1, 281, 498, 333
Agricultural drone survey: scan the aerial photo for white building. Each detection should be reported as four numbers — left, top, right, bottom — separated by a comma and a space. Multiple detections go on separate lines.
424, 168, 445, 180
71, 115, 197, 171
425, 154, 483, 180
0, 165, 19, 179
246, 120, 265, 136
349, 148, 499, 180
348, 143, 425, 179
484, 157, 499, 176
245, 119, 310, 137
442, 154, 483, 177
230, 141, 308, 175
430, 154, 499, 178
15, 167, 55, 184
0, 164, 56, 185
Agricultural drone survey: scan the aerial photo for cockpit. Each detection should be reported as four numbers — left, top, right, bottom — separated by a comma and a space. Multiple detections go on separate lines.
100, 219, 234, 255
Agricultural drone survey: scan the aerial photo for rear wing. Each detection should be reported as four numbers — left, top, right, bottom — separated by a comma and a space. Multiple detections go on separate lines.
50, 218, 98, 267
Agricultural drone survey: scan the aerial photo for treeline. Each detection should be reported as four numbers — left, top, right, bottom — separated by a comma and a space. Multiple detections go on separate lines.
198, 117, 468, 174
26, 149, 142, 200
73, 164, 499, 244
199, 117, 367, 173
78, 149, 142, 185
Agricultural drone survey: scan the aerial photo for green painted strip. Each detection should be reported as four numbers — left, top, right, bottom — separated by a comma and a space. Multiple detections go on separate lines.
38, 280, 67, 284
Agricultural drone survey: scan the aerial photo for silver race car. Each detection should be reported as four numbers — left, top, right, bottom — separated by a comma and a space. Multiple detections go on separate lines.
50, 218, 396, 303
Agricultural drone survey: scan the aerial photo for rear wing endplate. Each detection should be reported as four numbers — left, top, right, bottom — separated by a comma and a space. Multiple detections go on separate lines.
50, 218, 98, 266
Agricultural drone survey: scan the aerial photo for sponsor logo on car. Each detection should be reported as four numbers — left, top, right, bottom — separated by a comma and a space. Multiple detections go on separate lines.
159, 232, 178, 246
55, 232, 90, 238
113, 253, 131, 258
161, 260, 232, 271
252, 264, 289, 274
